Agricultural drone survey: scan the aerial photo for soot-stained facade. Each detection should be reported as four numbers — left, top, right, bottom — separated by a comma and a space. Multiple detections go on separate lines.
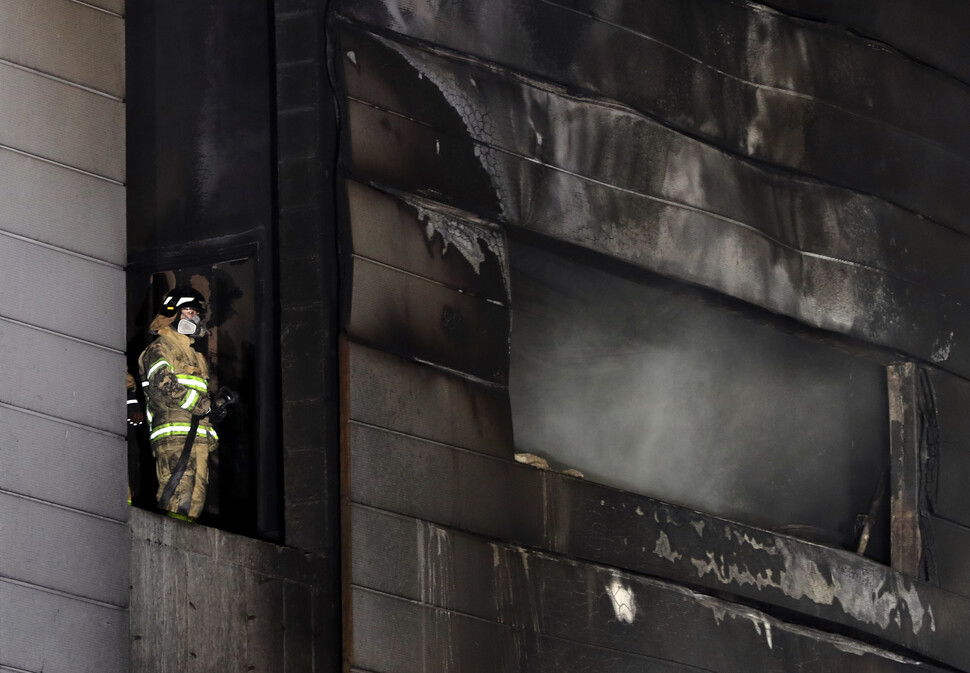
333, 0, 970, 672
4, 1, 970, 672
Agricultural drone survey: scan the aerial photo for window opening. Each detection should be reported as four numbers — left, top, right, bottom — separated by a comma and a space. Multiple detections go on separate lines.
509, 239, 891, 561
128, 256, 268, 538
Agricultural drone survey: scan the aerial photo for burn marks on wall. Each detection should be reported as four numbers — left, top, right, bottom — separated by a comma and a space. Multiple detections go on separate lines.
335, 14, 970, 379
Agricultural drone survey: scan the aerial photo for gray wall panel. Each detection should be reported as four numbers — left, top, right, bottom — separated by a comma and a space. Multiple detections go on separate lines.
0, 406, 127, 520
84, 0, 124, 16
0, 0, 124, 97
0, 580, 127, 673
0, 61, 124, 181
0, 236, 124, 349
0, 319, 125, 434
0, 149, 125, 265
0, 492, 129, 606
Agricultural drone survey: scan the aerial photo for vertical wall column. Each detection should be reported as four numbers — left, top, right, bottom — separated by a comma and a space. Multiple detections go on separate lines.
0, 1, 128, 672
888, 362, 923, 577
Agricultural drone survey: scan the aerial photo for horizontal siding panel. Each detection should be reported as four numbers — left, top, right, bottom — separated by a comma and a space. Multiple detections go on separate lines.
349, 257, 510, 383
756, 0, 970, 85
342, 26, 970, 306
346, 419, 970, 670
0, 580, 127, 673
347, 101, 970, 380
350, 505, 942, 673
0, 319, 125, 434
338, 1, 970, 230
0, 61, 124, 181
0, 492, 129, 606
0, 405, 127, 520
347, 341, 513, 458
549, 0, 970, 156
0, 235, 125, 349
347, 180, 508, 303
0, 0, 124, 97
352, 587, 700, 673
0, 148, 125, 265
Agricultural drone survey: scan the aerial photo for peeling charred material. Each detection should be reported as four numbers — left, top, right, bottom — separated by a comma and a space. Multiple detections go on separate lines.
350, 505, 947, 673
337, 0, 970, 231
346, 180, 508, 304
889, 363, 923, 578
343, 348, 970, 670
340, 25, 970, 307
337, 22, 970, 381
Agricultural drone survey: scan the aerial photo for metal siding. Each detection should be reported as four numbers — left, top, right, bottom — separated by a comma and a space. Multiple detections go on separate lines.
0, 4, 128, 672
0, 235, 125, 349
0, 493, 129, 606
0, 405, 128, 520
84, 0, 124, 16
0, 0, 124, 97
0, 148, 125, 265
0, 316, 124, 436
0, 580, 128, 673
0, 61, 124, 181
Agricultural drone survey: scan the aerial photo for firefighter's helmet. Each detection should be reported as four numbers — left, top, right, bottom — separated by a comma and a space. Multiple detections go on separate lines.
159, 287, 207, 337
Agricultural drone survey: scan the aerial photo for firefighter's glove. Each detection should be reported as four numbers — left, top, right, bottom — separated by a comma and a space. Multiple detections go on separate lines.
208, 386, 238, 423
127, 397, 144, 426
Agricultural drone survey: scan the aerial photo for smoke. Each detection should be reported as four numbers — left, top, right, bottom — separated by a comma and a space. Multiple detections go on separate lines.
509, 241, 889, 551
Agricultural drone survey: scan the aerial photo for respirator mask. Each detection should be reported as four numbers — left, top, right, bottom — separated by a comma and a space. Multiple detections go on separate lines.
176, 313, 206, 337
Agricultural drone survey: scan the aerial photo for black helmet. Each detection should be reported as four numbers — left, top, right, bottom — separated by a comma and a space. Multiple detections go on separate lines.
159, 287, 207, 318
159, 287, 208, 337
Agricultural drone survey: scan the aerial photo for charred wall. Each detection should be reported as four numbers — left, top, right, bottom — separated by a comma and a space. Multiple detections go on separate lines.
332, 0, 970, 671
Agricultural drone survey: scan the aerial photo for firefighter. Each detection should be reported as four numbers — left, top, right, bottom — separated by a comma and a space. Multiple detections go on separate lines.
138, 287, 234, 522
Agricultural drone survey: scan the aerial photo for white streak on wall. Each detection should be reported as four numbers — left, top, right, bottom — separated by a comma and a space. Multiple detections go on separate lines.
683, 522, 935, 635
931, 330, 953, 362
653, 532, 682, 563
606, 576, 637, 624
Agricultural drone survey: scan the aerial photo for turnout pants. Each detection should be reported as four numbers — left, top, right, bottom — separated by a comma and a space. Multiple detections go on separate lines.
153, 433, 218, 519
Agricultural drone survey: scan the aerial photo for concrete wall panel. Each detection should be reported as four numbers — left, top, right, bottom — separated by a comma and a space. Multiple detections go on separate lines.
0, 319, 125, 434
129, 508, 329, 673
0, 580, 128, 673
0, 0, 124, 97
0, 61, 124, 181
0, 405, 128, 520
0, 149, 125, 265
0, 235, 125, 349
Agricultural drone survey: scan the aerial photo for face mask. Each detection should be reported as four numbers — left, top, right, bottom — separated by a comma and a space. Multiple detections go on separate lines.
177, 314, 206, 337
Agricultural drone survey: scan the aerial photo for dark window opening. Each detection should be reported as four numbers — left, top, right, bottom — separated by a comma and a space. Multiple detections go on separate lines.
127, 251, 281, 541
509, 238, 891, 561
125, 0, 281, 541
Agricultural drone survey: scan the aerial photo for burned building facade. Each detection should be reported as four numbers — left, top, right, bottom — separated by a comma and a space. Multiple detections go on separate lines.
1, 0, 970, 672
